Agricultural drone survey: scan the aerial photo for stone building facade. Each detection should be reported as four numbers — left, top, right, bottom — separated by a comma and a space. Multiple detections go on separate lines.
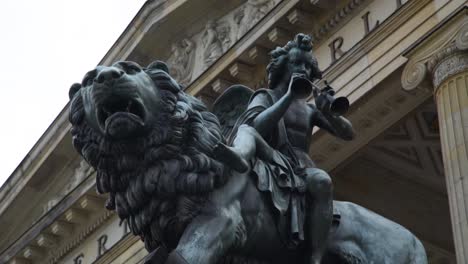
0, 0, 467, 263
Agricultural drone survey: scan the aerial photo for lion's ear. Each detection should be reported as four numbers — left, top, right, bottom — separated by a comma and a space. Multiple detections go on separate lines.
69, 83, 82, 100
147, 60, 170, 74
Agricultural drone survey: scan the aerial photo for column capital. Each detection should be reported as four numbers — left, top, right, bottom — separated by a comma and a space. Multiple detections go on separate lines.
431, 48, 468, 88
401, 8, 468, 92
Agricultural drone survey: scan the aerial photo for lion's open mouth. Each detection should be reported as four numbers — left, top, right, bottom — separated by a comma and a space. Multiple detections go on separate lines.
97, 96, 146, 139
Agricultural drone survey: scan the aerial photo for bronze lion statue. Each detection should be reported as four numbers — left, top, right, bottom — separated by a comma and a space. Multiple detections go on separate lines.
68, 60, 427, 264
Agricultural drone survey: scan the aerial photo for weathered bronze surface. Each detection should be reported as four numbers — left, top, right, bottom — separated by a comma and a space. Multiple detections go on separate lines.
69, 34, 427, 264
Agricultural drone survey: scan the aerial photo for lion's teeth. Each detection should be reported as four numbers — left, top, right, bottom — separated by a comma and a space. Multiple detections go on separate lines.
103, 107, 111, 118
126, 101, 133, 112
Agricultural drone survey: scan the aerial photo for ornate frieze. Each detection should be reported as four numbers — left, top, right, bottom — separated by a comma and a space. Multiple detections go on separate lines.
166, 0, 280, 86
235, 0, 275, 39
166, 38, 195, 87
432, 51, 468, 88
42, 160, 92, 215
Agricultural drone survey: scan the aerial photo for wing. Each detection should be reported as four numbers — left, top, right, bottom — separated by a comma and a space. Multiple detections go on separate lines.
212, 84, 254, 143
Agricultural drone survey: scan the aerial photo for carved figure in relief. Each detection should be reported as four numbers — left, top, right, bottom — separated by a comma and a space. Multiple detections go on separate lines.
68, 45, 428, 263
234, 0, 275, 40
42, 160, 91, 214
215, 21, 232, 52
202, 20, 224, 67
167, 38, 195, 86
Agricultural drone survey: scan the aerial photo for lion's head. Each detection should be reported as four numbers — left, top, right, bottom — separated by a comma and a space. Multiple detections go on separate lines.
69, 61, 226, 250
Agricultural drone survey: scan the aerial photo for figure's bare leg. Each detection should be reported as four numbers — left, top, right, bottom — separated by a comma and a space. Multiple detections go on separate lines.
165, 251, 189, 264
213, 125, 275, 172
213, 143, 250, 172
304, 168, 333, 264
232, 125, 276, 161
144, 246, 169, 264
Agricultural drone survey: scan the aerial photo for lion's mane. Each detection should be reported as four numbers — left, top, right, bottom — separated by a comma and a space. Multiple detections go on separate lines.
69, 62, 226, 250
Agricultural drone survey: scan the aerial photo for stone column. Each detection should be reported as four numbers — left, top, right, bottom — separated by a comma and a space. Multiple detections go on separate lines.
430, 28, 468, 264
401, 12, 468, 262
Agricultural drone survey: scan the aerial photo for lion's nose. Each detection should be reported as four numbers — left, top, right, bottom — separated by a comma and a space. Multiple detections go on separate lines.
96, 67, 124, 83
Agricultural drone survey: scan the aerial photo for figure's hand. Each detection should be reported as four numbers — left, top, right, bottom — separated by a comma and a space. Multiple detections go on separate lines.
315, 88, 334, 113
287, 73, 313, 99
315, 86, 350, 116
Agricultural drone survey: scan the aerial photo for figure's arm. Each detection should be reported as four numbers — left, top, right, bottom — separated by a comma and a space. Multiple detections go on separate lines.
249, 74, 311, 139
183, 38, 194, 49
250, 90, 294, 139
202, 31, 210, 47
311, 104, 355, 141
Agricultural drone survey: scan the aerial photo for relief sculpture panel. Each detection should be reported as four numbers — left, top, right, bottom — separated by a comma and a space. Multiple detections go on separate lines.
166, 38, 195, 87
167, 0, 281, 86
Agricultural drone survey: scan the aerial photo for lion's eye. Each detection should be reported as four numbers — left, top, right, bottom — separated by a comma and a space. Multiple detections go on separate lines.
117, 61, 141, 74
82, 70, 97, 86
126, 65, 141, 74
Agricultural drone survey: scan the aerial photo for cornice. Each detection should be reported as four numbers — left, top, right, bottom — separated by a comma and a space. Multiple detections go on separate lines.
0, 175, 99, 264
312, 0, 369, 44
100, 0, 177, 65
50, 210, 113, 264
0, 106, 71, 217
322, 0, 431, 83
93, 235, 141, 264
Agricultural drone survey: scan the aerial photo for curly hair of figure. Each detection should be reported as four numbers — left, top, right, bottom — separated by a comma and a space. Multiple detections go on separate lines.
266, 33, 322, 88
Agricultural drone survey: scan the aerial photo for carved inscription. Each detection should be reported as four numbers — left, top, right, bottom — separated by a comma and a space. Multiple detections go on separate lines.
73, 254, 84, 264
97, 234, 109, 257
329, 37, 345, 63
67, 216, 130, 264
361, 11, 380, 35
119, 219, 130, 236
320, 0, 410, 68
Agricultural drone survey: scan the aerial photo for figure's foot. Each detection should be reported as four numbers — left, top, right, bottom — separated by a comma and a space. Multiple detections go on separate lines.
144, 246, 168, 264
213, 143, 249, 173
165, 251, 189, 264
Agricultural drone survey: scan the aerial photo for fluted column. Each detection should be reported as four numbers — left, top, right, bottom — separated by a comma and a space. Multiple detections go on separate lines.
431, 27, 468, 263
402, 13, 468, 262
